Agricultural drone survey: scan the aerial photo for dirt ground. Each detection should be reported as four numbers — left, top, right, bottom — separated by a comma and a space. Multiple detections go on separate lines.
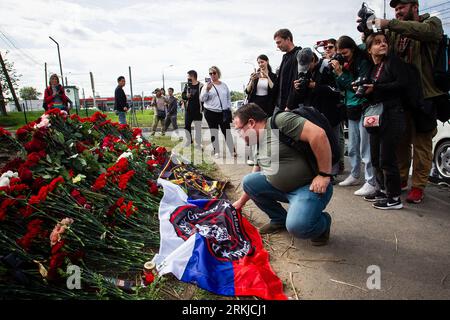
215, 160, 450, 300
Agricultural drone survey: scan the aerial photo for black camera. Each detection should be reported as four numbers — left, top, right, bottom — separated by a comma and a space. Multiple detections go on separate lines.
298, 72, 311, 86
353, 76, 372, 98
357, 2, 375, 34
330, 53, 345, 66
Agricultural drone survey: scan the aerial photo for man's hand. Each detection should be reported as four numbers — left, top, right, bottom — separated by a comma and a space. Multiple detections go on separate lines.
310, 175, 331, 194
374, 18, 390, 30
308, 81, 316, 89
232, 199, 246, 211
293, 79, 301, 90
330, 60, 343, 76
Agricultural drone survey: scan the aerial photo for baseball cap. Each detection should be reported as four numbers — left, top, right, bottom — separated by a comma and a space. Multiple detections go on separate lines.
389, 0, 418, 8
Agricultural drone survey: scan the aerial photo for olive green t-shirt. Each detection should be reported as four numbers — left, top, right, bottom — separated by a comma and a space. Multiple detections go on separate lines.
255, 112, 315, 192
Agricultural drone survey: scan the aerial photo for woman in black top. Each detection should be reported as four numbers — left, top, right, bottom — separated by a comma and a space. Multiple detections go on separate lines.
359, 32, 408, 210
245, 55, 277, 116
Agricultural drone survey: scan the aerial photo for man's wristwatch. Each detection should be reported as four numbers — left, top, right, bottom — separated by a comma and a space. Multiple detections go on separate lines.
318, 171, 333, 178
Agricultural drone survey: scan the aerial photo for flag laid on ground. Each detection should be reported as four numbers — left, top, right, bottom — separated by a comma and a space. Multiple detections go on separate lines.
152, 179, 287, 300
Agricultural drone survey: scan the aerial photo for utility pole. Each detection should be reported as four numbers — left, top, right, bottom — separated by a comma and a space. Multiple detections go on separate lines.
82, 88, 88, 117
90, 72, 96, 110
65, 76, 68, 86
0, 51, 21, 112
383, 0, 386, 19
45, 62, 48, 87
49, 36, 64, 87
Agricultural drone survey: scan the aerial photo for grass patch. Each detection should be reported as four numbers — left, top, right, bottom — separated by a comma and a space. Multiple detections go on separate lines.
0, 109, 184, 130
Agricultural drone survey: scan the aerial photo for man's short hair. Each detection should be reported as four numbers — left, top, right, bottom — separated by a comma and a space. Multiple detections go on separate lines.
187, 70, 198, 79
168, 87, 174, 92
117, 76, 125, 82
234, 103, 268, 124
273, 29, 293, 42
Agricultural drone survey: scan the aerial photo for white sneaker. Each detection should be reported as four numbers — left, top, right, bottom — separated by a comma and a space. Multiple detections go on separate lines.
247, 159, 255, 165
338, 175, 360, 187
354, 182, 377, 196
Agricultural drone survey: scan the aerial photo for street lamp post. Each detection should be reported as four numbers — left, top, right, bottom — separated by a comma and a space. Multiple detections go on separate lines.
162, 64, 174, 91
49, 36, 64, 87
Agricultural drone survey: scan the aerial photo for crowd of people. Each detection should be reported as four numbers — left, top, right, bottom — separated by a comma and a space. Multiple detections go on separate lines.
106, 0, 448, 245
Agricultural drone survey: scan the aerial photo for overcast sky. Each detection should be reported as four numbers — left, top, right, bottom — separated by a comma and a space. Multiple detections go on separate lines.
0, 0, 448, 98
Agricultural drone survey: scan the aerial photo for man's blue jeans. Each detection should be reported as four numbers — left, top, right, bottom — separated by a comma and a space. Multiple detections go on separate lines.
242, 172, 333, 239
117, 112, 127, 125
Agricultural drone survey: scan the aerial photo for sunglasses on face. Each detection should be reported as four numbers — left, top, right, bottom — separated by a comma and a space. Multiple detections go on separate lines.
325, 46, 335, 50
209, 72, 217, 75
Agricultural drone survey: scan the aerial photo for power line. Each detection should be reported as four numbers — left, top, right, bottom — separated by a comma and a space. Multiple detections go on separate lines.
422, 1, 450, 11
0, 35, 40, 68
434, 7, 450, 14
0, 30, 42, 66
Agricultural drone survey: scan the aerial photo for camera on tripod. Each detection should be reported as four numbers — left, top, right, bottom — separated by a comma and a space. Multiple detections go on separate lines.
353, 76, 373, 98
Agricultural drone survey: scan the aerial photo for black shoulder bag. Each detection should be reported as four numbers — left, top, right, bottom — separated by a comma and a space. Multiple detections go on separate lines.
212, 84, 232, 123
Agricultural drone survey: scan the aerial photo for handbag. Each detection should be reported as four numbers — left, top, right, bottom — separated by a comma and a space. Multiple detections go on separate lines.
212, 84, 232, 123
363, 102, 384, 128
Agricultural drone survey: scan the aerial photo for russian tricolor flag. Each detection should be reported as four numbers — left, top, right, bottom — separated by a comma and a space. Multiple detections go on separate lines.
152, 179, 287, 300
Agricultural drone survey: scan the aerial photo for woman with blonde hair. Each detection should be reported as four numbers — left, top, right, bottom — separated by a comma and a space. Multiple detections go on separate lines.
200, 66, 234, 157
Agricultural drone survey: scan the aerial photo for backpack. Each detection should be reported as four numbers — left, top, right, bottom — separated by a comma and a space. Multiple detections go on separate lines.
433, 34, 450, 93
270, 107, 340, 172
432, 35, 450, 122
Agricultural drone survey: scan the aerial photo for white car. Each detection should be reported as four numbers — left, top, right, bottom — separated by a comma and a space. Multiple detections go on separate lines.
433, 120, 450, 180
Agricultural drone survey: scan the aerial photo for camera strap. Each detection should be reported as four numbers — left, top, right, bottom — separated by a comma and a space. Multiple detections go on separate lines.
212, 84, 225, 111
373, 61, 385, 82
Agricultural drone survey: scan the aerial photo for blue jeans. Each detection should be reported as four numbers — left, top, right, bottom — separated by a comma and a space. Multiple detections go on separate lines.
348, 118, 375, 185
242, 172, 333, 239
117, 111, 127, 125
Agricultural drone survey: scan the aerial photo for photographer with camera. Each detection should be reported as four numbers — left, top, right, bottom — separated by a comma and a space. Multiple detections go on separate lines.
330, 36, 376, 197
245, 54, 277, 117
286, 48, 342, 176
364, 0, 446, 204
358, 32, 408, 209
43, 74, 70, 112
182, 70, 203, 147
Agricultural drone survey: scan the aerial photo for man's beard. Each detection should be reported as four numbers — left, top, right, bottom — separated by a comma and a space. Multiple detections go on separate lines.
397, 7, 415, 21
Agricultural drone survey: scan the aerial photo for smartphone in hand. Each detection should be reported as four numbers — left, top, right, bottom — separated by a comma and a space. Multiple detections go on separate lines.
205, 77, 211, 84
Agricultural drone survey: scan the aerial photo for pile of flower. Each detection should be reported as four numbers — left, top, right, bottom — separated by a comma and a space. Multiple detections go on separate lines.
0, 110, 171, 299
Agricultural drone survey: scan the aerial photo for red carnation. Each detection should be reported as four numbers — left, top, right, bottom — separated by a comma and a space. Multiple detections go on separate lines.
133, 128, 142, 138
92, 173, 108, 191
0, 127, 11, 136
16, 219, 43, 251
146, 160, 159, 171
71, 189, 87, 207
49, 176, 64, 192
18, 166, 33, 182
76, 142, 87, 153
148, 180, 159, 195
118, 170, 135, 190
0, 198, 17, 221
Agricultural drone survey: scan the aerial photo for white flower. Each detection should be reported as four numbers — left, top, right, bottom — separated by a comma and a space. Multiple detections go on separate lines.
136, 135, 143, 144
1, 171, 18, 179
35, 115, 51, 129
68, 154, 79, 159
69, 142, 74, 148
0, 177, 10, 187
117, 151, 133, 162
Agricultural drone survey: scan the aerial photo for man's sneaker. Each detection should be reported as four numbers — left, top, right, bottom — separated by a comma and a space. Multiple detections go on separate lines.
246, 159, 255, 166
354, 182, 377, 196
364, 190, 387, 202
401, 181, 408, 192
373, 197, 403, 210
258, 223, 286, 235
338, 175, 360, 187
311, 214, 332, 246
406, 187, 424, 204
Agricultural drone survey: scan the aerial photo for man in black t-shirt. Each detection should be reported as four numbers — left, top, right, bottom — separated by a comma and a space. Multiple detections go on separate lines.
273, 29, 302, 111
182, 70, 203, 146
114, 76, 128, 124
